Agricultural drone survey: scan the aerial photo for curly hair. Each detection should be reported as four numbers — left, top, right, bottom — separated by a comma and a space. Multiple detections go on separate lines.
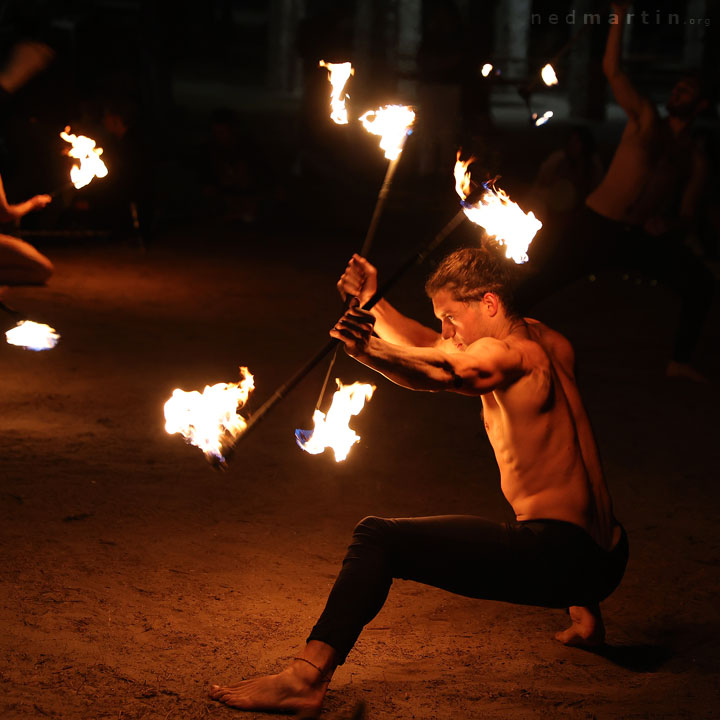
425, 246, 518, 315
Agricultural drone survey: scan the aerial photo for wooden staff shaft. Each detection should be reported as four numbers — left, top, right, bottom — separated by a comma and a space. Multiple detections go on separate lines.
217, 205, 469, 467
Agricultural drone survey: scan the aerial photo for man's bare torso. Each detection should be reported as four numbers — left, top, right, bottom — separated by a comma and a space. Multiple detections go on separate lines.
475, 320, 618, 551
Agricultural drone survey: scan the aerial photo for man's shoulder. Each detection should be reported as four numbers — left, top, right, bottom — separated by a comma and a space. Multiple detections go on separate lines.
523, 318, 575, 366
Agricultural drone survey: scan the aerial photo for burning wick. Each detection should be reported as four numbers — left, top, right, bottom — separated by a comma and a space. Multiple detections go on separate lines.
481, 63, 494, 77
296, 380, 375, 462
453, 153, 542, 265
532, 111, 553, 127
359, 105, 416, 161
5, 320, 60, 351
59, 126, 109, 189
319, 60, 354, 125
541, 64, 559, 87
164, 367, 255, 464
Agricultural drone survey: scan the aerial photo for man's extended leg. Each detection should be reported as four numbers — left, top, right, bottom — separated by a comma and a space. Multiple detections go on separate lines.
211, 516, 624, 713
0, 234, 53, 285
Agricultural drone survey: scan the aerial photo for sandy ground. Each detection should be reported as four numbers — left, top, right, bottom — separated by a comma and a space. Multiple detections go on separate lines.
1, 225, 719, 720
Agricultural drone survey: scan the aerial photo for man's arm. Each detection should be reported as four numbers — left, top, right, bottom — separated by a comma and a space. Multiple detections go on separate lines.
0, 174, 51, 222
331, 303, 525, 396
337, 254, 439, 347
604, 3, 654, 123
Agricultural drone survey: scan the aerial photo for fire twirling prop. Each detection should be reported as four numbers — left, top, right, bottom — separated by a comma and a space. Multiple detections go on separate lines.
312, 103, 415, 418
532, 111, 553, 127
163, 367, 254, 465
319, 60, 354, 125
50, 127, 108, 197
454, 154, 542, 265
1, 300, 60, 351
208, 183, 488, 470
480, 63, 494, 78
296, 380, 375, 462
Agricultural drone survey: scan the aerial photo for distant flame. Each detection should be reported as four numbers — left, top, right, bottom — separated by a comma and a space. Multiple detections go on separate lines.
359, 105, 415, 160
481, 63, 494, 77
164, 367, 254, 463
454, 153, 541, 264
295, 380, 375, 462
319, 60, 354, 125
5, 320, 60, 351
541, 64, 558, 86
532, 111, 553, 126
59, 126, 109, 189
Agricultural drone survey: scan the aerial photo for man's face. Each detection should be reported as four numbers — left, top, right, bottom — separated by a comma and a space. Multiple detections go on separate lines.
666, 78, 703, 119
431, 289, 488, 351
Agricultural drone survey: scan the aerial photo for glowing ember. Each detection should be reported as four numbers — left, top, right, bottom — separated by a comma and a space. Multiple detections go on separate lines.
319, 60, 354, 125
481, 63, 494, 77
532, 111, 553, 126
454, 153, 541, 264
359, 105, 415, 160
541, 63, 558, 86
5, 320, 60, 351
295, 380, 375, 462
59, 126, 109, 189
164, 367, 254, 463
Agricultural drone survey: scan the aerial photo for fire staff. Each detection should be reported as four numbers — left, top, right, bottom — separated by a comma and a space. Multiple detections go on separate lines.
211, 246, 628, 716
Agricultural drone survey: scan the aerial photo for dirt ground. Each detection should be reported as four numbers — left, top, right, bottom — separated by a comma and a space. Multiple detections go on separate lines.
1, 226, 719, 720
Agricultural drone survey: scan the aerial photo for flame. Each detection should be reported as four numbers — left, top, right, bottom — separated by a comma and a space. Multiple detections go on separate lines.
453, 153, 541, 264
319, 60, 354, 125
164, 367, 254, 463
481, 63, 494, 77
359, 105, 415, 160
541, 63, 558, 86
295, 380, 375, 462
532, 111, 553, 126
59, 126, 109, 189
5, 320, 60, 351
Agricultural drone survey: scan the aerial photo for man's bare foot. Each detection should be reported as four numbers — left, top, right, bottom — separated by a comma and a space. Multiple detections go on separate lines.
210, 659, 329, 716
554, 605, 605, 647
666, 361, 709, 383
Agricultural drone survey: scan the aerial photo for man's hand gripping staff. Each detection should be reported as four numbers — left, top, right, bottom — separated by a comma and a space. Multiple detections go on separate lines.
330, 298, 376, 360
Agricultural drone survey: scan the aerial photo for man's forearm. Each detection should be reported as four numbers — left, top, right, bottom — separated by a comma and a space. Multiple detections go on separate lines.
355, 336, 462, 392
371, 298, 440, 347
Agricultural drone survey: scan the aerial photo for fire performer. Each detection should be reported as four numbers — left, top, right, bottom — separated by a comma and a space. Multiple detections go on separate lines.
0, 173, 52, 286
211, 247, 628, 715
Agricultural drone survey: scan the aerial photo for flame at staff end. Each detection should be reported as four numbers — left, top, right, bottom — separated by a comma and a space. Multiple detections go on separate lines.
164, 367, 255, 464
5, 320, 60, 351
295, 380, 375, 462
319, 60, 354, 125
59, 126, 109, 189
541, 63, 558, 86
453, 152, 542, 265
359, 105, 415, 160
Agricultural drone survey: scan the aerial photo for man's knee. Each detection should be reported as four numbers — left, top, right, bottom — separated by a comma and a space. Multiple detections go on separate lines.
351, 516, 396, 549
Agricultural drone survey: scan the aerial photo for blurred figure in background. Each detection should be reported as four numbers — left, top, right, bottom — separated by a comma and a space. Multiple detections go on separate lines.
0, 39, 54, 286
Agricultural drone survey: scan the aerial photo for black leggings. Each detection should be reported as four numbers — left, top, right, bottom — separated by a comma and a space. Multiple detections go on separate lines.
307, 515, 628, 664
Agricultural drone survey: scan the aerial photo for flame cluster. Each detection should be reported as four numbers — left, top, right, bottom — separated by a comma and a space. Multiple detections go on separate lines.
5, 320, 60, 351
164, 367, 254, 464
59, 127, 109, 189
454, 154, 541, 264
318, 61, 415, 160
296, 380, 375, 462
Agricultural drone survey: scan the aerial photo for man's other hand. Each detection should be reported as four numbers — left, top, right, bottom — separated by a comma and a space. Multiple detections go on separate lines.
30, 194, 52, 211
337, 254, 378, 307
330, 298, 376, 358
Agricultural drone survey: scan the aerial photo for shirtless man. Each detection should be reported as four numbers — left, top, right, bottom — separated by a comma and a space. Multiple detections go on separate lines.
211, 247, 628, 716
520, 1, 714, 381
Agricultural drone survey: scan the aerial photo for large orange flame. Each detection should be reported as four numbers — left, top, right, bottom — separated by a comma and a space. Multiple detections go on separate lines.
454, 153, 541, 264
59, 127, 109, 189
296, 380, 375, 462
164, 367, 254, 463
319, 60, 354, 125
359, 105, 415, 160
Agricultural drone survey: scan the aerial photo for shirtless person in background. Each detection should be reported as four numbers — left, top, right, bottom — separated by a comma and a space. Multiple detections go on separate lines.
211, 247, 628, 717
